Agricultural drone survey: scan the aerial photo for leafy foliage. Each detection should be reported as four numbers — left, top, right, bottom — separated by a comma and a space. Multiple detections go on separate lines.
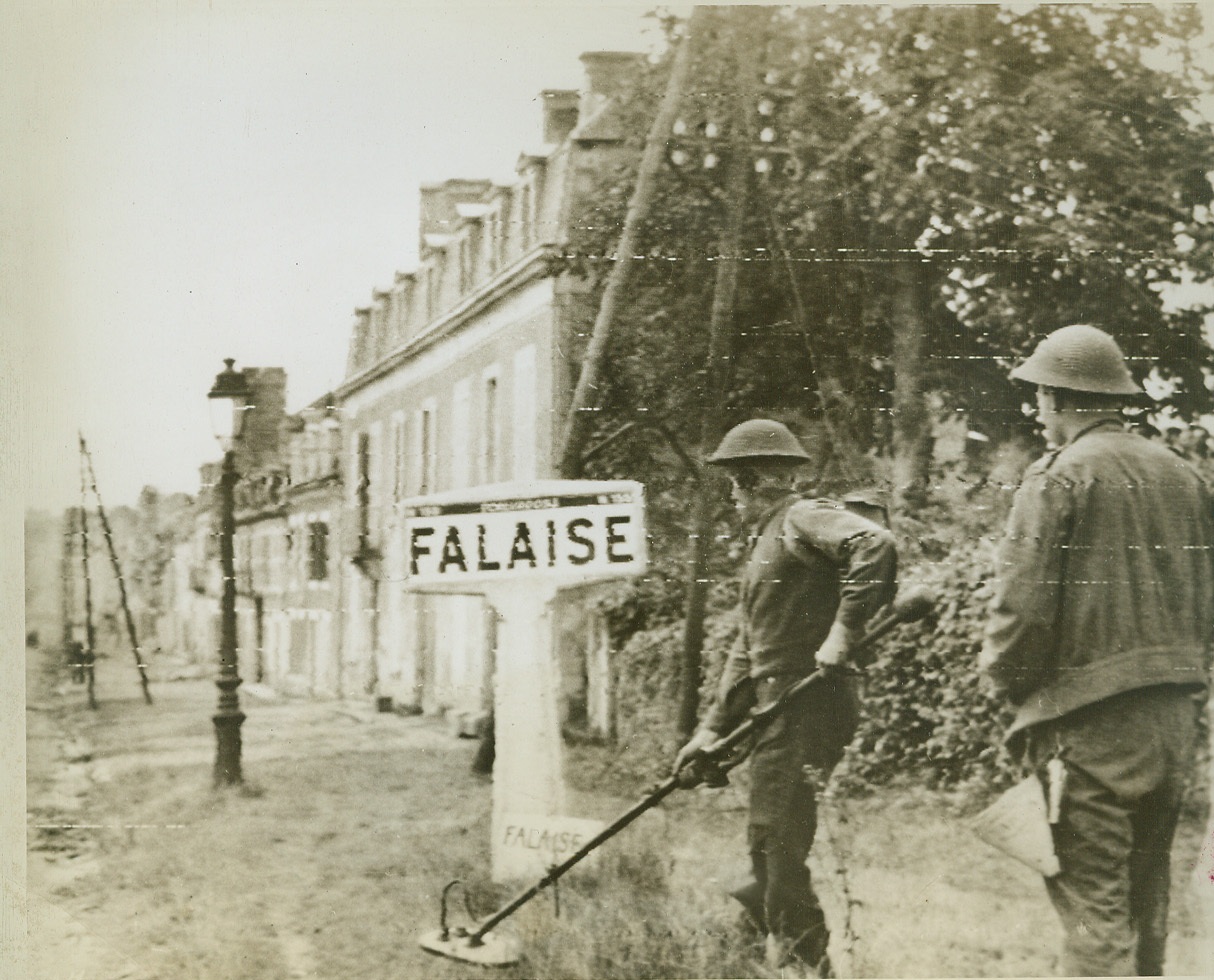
566, 3, 1214, 795
838, 539, 1019, 795
600, 513, 1021, 797
564, 5, 1214, 475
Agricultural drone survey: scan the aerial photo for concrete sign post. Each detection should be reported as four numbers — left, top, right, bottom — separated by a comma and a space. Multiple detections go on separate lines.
402, 480, 646, 881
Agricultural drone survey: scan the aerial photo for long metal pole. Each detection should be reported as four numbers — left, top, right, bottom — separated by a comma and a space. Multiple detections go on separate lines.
79, 434, 153, 704
213, 448, 245, 785
470, 777, 682, 943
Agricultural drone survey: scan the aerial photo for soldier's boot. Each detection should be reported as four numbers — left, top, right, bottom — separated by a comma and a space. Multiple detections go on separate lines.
729, 878, 767, 934
764, 931, 833, 979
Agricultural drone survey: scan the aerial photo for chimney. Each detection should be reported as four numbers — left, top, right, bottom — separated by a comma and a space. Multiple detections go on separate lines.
578, 51, 644, 125
541, 89, 579, 144
237, 367, 288, 474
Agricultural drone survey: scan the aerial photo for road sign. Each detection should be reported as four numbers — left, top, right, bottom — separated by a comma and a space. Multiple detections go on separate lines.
495, 812, 606, 879
402, 481, 646, 587
400, 480, 647, 881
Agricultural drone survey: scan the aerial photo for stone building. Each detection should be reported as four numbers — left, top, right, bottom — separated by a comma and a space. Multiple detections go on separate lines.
160, 375, 348, 699
226, 375, 351, 699
277, 394, 346, 697
334, 52, 642, 734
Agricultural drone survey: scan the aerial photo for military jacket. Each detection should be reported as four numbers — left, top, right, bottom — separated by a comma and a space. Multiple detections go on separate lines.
981, 421, 1214, 740
703, 494, 897, 733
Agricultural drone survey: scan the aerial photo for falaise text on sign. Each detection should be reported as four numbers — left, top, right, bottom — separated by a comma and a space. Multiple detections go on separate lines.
404, 489, 646, 584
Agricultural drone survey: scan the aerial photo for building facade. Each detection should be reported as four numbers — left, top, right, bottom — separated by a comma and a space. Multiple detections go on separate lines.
278, 396, 345, 697
161, 52, 639, 731
335, 53, 641, 734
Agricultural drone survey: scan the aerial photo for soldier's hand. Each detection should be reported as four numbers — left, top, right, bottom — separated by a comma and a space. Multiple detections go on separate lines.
674, 727, 717, 773
815, 621, 859, 668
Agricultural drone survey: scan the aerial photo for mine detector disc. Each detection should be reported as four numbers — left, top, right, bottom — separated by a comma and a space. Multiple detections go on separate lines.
418, 928, 521, 968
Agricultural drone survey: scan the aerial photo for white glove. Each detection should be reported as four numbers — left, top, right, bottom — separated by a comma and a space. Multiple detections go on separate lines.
815, 620, 859, 668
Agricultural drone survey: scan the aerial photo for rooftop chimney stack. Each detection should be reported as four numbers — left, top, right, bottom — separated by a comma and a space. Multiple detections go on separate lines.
578, 51, 645, 127
541, 89, 579, 144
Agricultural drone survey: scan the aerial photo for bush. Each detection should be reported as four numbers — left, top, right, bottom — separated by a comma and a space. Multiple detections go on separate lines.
598, 579, 741, 789
595, 476, 1026, 799
837, 539, 1020, 796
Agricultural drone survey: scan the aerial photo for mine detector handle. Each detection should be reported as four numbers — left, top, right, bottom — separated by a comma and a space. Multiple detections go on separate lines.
466, 778, 683, 945
684, 585, 937, 788
462, 586, 934, 949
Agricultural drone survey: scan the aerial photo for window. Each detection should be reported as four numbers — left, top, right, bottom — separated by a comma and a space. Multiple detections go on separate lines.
307, 522, 329, 581
399, 279, 414, 337
419, 403, 437, 495
425, 264, 437, 322
391, 412, 407, 502
452, 378, 472, 488
482, 370, 500, 483
304, 428, 317, 482
458, 236, 473, 293
485, 211, 500, 274
518, 182, 533, 249
356, 431, 371, 539
367, 420, 383, 535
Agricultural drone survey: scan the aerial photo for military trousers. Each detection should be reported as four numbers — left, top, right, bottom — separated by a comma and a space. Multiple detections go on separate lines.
742, 672, 859, 966
1024, 685, 1201, 977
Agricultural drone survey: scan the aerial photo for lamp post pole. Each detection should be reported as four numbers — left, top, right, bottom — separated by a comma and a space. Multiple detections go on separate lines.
208, 357, 251, 787
214, 444, 244, 785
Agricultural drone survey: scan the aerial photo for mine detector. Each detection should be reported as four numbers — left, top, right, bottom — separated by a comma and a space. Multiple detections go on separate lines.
419, 586, 936, 967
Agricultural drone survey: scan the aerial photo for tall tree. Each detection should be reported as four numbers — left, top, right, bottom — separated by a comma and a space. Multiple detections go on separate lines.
557, 3, 1214, 730
557, 9, 700, 478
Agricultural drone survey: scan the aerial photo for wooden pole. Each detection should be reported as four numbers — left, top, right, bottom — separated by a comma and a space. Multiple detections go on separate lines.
77, 455, 98, 710
556, 8, 702, 478
79, 433, 153, 704
61, 508, 81, 682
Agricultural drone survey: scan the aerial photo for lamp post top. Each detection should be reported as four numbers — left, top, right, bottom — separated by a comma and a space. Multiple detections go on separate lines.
208, 358, 251, 401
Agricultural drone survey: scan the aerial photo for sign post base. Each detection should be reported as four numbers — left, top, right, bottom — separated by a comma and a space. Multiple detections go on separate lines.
401, 480, 646, 883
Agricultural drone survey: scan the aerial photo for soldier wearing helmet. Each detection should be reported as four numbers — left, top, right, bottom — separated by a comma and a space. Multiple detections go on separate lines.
675, 418, 897, 977
981, 325, 1213, 976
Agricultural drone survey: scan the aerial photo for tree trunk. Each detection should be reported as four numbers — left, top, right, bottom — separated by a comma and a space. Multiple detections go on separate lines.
557, 10, 702, 478
889, 256, 933, 511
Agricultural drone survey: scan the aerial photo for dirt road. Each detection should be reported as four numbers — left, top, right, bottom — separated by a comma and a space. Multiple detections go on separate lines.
26, 646, 1213, 979
27, 648, 515, 980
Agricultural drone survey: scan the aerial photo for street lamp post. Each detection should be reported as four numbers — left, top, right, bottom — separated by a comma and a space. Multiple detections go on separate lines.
208, 358, 251, 786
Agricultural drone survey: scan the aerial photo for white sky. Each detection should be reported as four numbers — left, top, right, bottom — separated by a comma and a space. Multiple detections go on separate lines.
6, 0, 665, 513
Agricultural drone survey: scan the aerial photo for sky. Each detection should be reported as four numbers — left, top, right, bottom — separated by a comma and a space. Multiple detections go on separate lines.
6, 2, 1213, 516
6, 0, 668, 513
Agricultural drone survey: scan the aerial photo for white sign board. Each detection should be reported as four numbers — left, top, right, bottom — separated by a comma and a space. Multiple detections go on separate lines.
400, 480, 646, 882
402, 481, 646, 587
495, 813, 606, 880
